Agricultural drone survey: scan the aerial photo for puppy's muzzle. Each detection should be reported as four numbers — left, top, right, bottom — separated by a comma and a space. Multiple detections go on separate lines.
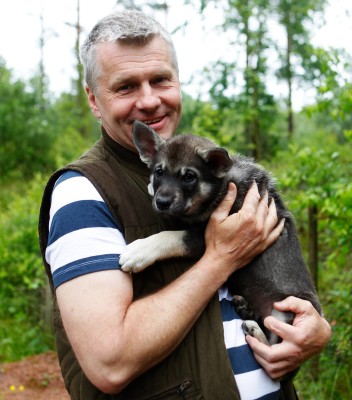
155, 194, 173, 211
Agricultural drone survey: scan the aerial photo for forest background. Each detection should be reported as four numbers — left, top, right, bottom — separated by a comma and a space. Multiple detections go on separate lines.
0, 0, 351, 399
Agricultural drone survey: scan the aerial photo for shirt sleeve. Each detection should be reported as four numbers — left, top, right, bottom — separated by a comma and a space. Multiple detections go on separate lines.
45, 171, 126, 289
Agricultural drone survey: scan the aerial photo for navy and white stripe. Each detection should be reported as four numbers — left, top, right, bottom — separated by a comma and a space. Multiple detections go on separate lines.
46, 171, 125, 288
219, 287, 280, 399
46, 171, 280, 399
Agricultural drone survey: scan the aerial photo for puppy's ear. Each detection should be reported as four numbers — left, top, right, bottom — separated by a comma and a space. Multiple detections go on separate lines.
197, 147, 233, 178
132, 121, 165, 167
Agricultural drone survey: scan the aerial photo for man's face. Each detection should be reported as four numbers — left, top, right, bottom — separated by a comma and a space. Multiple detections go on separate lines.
86, 37, 182, 152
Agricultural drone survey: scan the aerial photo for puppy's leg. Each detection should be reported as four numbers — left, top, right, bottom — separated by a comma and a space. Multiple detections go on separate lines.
232, 295, 270, 345
242, 309, 295, 346
232, 295, 256, 320
120, 230, 189, 273
242, 321, 270, 346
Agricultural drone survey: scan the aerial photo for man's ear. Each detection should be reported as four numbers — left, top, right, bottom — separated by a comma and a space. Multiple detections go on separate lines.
132, 121, 165, 167
197, 147, 233, 178
86, 86, 101, 118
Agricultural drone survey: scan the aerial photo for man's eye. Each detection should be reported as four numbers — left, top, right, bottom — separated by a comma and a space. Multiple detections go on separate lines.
152, 77, 168, 85
117, 84, 134, 93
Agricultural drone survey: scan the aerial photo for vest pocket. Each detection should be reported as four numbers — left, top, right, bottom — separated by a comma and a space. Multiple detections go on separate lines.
127, 377, 204, 400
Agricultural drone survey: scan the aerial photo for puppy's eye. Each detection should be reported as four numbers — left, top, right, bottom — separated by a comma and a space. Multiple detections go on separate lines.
154, 167, 163, 178
183, 171, 197, 183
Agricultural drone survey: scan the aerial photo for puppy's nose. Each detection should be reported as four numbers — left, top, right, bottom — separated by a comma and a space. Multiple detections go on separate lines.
155, 195, 173, 211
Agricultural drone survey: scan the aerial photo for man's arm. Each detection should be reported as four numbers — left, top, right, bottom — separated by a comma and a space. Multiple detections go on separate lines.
56, 182, 282, 394
246, 296, 332, 380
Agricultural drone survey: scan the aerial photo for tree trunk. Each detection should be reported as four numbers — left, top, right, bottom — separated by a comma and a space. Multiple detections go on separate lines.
286, 10, 294, 139
308, 203, 319, 381
252, 82, 261, 161
243, 1, 252, 153
38, 5, 46, 112
308, 204, 318, 288
66, 0, 90, 137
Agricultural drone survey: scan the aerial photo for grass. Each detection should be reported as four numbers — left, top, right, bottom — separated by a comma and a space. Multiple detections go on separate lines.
294, 345, 352, 399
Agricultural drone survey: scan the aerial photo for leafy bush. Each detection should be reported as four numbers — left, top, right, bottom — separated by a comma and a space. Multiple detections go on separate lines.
0, 174, 54, 361
0, 60, 58, 181
0, 316, 54, 362
268, 130, 352, 399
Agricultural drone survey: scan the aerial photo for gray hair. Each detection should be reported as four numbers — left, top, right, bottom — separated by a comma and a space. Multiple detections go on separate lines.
80, 9, 179, 93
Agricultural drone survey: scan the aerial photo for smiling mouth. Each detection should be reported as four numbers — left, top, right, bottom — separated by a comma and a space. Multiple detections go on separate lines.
143, 117, 163, 125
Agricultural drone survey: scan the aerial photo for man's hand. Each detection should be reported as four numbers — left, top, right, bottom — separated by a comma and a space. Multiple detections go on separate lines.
204, 182, 284, 276
246, 296, 332, 380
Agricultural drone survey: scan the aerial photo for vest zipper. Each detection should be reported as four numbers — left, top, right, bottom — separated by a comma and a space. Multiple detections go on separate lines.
142, 379, 193, 399
176, 380, 192, 399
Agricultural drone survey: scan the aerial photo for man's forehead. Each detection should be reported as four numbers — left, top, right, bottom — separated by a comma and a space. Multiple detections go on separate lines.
96, 36, 170, 59
97, 39, 176, 79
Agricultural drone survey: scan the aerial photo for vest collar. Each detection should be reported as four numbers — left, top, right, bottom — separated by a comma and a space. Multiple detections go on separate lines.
101, 127, 150, 178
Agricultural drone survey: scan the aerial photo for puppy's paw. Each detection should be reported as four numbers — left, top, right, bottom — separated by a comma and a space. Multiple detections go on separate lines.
242, 320, 269, 346
232, 295, 255, 320
119, 230, 187, 273
119, 238, 158, 273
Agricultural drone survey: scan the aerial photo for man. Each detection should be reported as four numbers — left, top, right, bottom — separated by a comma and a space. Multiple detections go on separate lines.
39, 9, 331, 400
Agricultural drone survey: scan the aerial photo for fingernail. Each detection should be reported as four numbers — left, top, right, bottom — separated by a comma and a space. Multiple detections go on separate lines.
228, 182, 237, 194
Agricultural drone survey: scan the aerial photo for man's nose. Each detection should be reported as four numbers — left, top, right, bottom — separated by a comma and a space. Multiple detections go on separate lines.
136, 83, 161, 110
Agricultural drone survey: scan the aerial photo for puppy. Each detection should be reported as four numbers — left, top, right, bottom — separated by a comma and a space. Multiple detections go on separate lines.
120, 121, 321, 345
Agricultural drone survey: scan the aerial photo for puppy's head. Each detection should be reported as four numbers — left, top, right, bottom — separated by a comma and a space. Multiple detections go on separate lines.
133, 121, 233, 220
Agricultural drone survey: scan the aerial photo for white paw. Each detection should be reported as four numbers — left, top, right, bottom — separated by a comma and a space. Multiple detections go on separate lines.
242, 320, 269, 345
119, 231, 187, 273
119, 237, 158, 273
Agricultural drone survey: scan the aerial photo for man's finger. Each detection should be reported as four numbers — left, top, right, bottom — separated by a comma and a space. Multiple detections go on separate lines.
240, 181, 261, 214
273, 296, 311, 315
210, 182, 237, 221
265, 199, 279, 231
246, 334, 296, 379
263, 315, 296, 340
256, 190, 269, 222
265, 217, 285, 247
246, 335, 273, 360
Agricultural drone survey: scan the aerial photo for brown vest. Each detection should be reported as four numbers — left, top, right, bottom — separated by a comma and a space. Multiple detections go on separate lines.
38, 130, 297, 400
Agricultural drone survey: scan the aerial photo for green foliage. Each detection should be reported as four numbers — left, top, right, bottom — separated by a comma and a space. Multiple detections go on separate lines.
0, 175, 46, 317
176, 92, 205, 134
53, 90, 99, 140
0, 316, 54, 362
306, 53, 352, 142
0, 60, 57, 181
275, 0, 327, 78
0, 174, 56, 361
181, 91, 280, 158
191, 102, 225, 141
268, 129, 352, 399
0, 60, 100, 185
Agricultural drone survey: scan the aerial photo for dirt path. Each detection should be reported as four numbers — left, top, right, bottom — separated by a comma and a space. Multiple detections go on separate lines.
0, 352, 69, 400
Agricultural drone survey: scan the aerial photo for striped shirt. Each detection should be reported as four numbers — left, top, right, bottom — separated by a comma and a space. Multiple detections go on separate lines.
46, 171, 280, 400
